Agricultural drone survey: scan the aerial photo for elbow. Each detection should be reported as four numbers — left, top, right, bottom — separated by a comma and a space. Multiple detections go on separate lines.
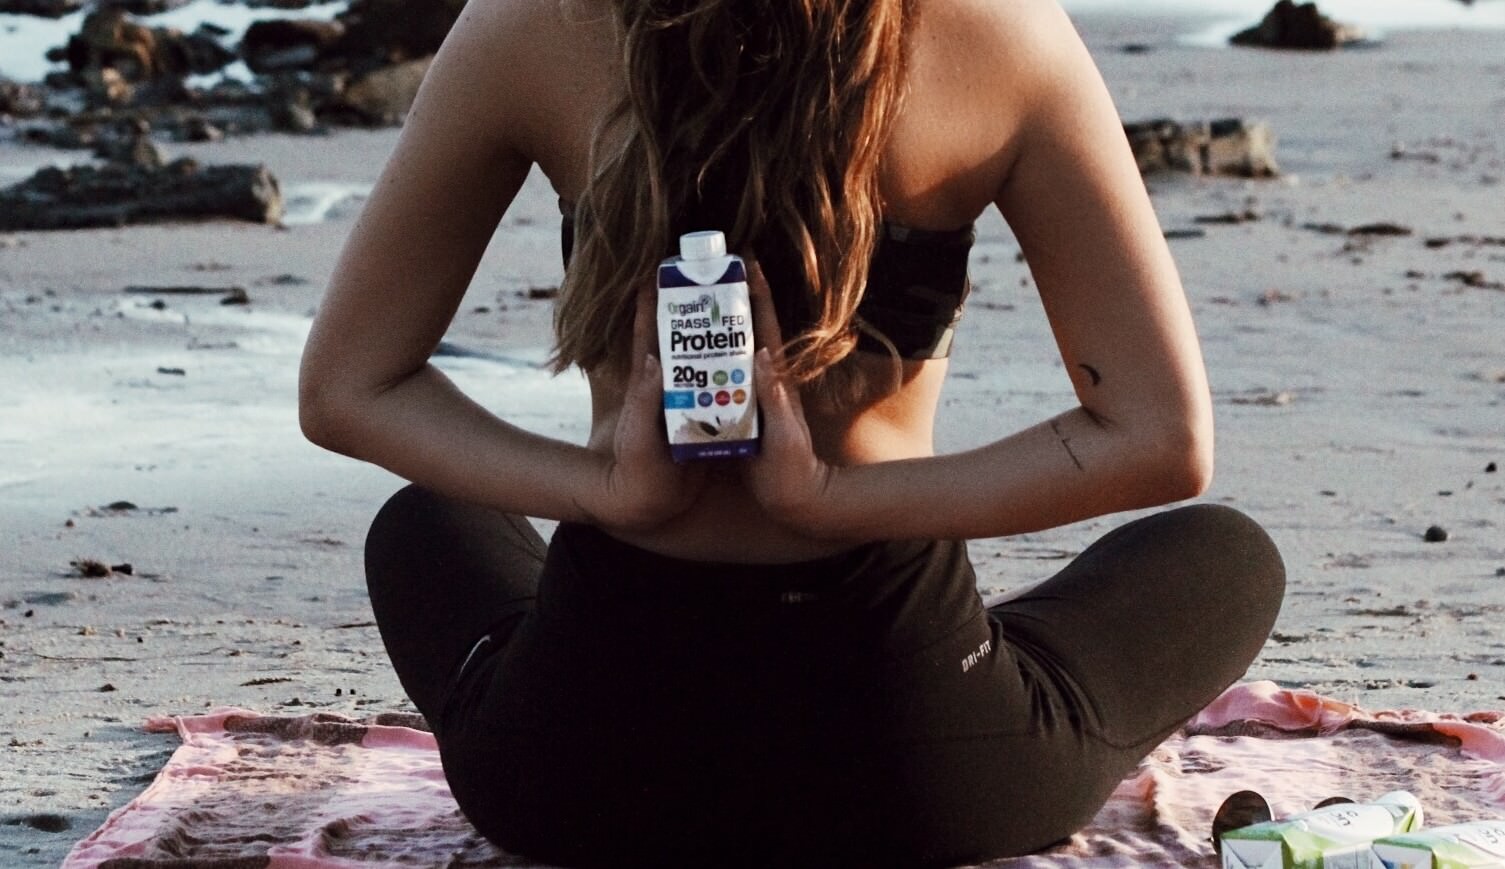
298, 386, 339, 452
1167, 429, 1214, 500
298, 360, 352, 453
1155, 406, 1214, 501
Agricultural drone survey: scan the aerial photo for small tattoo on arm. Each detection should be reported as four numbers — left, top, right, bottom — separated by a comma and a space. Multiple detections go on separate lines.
1078, 363, 1102, 386
1049, 419, 1085, 472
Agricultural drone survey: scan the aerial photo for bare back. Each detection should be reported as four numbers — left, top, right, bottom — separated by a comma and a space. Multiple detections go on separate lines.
497, 0, 1030, 559
301, 0, 1210, 556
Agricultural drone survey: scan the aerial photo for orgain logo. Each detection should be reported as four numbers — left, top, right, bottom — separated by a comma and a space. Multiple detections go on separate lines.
666, 295, 713, 316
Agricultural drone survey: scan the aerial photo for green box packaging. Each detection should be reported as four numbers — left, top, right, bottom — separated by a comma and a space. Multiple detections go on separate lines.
1221, 791, 1424, 869
1370, 821, 1505, 868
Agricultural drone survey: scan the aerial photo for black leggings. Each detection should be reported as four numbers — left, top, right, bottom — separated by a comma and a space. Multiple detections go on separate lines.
365, 486, 1284, 869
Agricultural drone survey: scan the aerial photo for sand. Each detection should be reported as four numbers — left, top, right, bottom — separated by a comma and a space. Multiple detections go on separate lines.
1, 10, 1503, 866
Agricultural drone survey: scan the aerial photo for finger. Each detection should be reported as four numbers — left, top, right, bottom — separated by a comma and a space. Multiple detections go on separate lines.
620, 354, 668, 461
755, 347, 803, 445
746, 259, 786, 357
633, 353, 663, 411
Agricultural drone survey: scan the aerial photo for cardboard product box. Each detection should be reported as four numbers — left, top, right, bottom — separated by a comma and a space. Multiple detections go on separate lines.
1221, 792, 1424, 869
1370, 822, 1505, 868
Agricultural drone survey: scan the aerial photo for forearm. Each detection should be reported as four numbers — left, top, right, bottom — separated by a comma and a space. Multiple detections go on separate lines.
301, 363, 603, 521
808, 405, 1210, 541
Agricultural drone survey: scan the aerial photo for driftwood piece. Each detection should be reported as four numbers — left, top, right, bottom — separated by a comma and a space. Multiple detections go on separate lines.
1124, 118, 1279, 178
123, 285, 250, 305
0, 157, 283, 231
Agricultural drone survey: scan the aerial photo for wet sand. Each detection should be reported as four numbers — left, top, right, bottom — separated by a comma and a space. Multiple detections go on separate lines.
2, 13, 1503, 866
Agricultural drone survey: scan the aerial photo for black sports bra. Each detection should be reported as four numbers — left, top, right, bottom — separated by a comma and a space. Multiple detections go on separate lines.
560, 205, 975, 359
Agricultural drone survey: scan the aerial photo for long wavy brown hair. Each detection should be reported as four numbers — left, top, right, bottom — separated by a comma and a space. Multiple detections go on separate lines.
549, 0, 912, 387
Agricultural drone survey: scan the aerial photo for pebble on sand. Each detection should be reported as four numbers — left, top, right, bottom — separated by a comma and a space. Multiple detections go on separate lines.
1423, 525, 1450, 543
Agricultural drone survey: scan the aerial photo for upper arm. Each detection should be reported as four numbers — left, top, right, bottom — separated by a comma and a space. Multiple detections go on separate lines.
990, 1, 1211, 448
300, 0, 537, 412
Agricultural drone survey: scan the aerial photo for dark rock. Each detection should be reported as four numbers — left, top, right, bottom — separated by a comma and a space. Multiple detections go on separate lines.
1348, 222, 1412, 237
261, 77, 323, 132
1423, 525, 1449, 543
339, 56, 432, 125
14, 813, 71, 833
1230, 0, 1366, 50
65, 8, 235, 84
0, 79, 46, 119
242, 19, 346, 74
334, 0, 465, 68
1487, 462, 1498, 473
0, 0, 85, 17
93, 129, 166, 168
82, 66, 136, 107
103, 0, 193, 14
0, 157, 284, 231
1445, 270, 1505, 290
182, 114, 224, 142
1124, 118, 1279, 178
269, 93, 320, 133
1195, 209, 1262, 225
71, 557, 112, 577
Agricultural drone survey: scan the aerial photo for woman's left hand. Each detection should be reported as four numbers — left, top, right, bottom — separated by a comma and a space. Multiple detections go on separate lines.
579, 285, 708, 532
741, 262, 844, 529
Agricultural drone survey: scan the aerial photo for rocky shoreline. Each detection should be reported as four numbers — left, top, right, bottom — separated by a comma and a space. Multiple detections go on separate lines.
0, 0, 1495, 229
1, 0, 457, 138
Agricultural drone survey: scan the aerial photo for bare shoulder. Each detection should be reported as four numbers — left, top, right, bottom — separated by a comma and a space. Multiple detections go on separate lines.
917, 0, 1084, 75
893, 0, 1090, 220
909, 0, 1101, 116
422, 0, 613, 164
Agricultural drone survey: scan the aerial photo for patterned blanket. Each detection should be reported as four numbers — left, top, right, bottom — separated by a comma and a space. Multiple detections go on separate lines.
63, 681, 1505, 868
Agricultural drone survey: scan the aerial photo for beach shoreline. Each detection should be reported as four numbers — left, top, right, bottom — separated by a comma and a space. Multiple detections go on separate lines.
2, 11, 1504, 866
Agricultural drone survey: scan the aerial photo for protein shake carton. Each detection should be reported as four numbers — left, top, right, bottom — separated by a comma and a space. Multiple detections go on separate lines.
657, 230, 759, 461
1221, 791, 1424, 869
1370, 822, 1505, 868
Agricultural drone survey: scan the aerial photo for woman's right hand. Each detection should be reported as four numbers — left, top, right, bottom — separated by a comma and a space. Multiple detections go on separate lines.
577, 287, 708, 532
739, 262, 845, 532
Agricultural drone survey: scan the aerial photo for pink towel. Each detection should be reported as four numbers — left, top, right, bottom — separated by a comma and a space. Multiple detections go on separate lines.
63, 681, 1505, 869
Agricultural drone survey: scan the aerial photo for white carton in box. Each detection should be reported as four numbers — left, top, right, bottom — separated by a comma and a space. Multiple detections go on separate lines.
1369, 821, 1505, 868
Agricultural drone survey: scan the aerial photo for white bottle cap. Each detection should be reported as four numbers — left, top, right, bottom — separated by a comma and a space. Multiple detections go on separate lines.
680, 230, 726, 261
